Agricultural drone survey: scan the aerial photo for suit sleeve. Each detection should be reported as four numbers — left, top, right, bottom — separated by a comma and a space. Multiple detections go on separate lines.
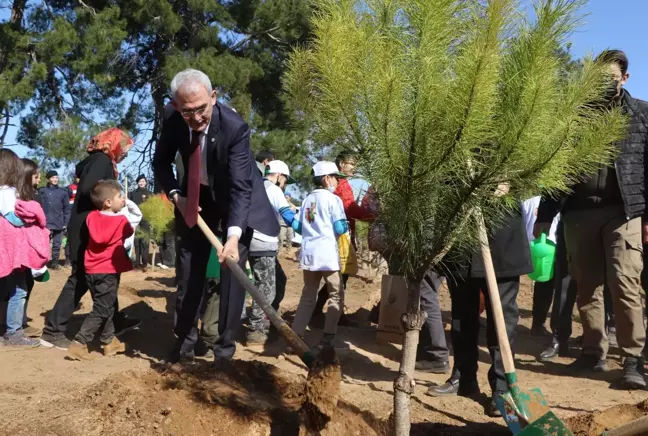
226, 124, 254, 231
62, 189, 70, 226
153, 109, 182, 196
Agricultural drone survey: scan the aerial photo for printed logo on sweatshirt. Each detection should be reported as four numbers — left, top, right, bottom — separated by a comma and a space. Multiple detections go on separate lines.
306, 202, 317, 223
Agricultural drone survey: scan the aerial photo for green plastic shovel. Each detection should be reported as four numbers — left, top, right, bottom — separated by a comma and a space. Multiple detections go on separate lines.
475, 208, 572, 435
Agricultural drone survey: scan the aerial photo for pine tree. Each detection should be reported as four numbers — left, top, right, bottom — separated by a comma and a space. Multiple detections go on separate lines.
5, 0, 311, 177
284, 0, 627, 433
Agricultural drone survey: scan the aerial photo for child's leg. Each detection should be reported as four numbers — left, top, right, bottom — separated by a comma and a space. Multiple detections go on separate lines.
99, 274, 120, 346
6, 270, 28, 335
323, 272, 344, 335
75, 274, 119, 345
248, 255, 277, 334
291, 271, 323, 337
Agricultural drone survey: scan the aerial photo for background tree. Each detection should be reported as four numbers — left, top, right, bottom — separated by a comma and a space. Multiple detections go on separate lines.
3, 0, 311, 179
138, 194, 174, 270
284, 0, 627, 434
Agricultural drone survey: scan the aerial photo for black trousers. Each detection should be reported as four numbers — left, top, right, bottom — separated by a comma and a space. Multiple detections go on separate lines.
134, 237, 150, 267
417, 270, 449, 362
43, 261, 121, 340
449, 276, 520, 394
273, 258, 287, 310
75, 273, 120, 345
173, 186, 252, 359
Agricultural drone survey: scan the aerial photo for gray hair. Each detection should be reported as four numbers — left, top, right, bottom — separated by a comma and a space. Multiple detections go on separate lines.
170, 69, 212, 99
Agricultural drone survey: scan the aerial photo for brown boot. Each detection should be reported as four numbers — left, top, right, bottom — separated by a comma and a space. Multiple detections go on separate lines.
103, 337, 126, 356
67, 341, 95, 361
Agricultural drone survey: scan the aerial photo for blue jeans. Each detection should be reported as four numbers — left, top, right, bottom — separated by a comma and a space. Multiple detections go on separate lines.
6, 270, 27, 335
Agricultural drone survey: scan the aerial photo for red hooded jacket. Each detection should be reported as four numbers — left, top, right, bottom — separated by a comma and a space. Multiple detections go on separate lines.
84, 210, 134, 274
334, 178, 376, 246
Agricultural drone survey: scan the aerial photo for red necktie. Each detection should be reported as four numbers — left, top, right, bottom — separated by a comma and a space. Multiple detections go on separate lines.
184, 131, 201, 228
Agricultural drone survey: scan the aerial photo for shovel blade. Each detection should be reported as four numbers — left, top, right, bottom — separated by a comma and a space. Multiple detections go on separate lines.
497, 388, 570, 435
517, 411, 573, 436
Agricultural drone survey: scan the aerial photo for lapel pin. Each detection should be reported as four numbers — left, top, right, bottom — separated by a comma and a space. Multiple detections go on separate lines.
211, 137, 215, 143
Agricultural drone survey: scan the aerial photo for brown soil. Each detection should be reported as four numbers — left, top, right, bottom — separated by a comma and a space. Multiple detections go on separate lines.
1, 248, 648, 435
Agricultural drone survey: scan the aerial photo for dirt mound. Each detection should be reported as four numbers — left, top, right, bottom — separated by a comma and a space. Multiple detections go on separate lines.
3, 360, 384, 436
566, 398, 648, 435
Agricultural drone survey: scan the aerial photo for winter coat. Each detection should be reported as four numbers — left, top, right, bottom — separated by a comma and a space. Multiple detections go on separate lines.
443, 207, 533, 281
0, 200, 50, 278
38, 184, 70, 230
128, 187, 152, 231
67, 152, 115, 262
538, 90, 648, 222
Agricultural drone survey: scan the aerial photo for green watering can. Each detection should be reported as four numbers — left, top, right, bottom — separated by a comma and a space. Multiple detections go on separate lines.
528, 233, 556, 283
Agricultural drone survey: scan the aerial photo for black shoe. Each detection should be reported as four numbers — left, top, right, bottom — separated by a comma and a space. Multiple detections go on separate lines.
194, 340, 214, 359
539, 341, 569, 362
49, 262, 61, 270
621, 356, 646, 390
485, 392, 504, 417
114, 315, 141, 337
427, 377, 459, 397
427, 378, 479, 398
40, 335, 71, 350
567, 354, 607, 373
415, 359, 450, 374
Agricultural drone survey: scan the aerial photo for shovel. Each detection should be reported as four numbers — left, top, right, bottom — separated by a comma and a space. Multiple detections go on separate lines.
195, 215, 342, 429
474, 207, 572, 435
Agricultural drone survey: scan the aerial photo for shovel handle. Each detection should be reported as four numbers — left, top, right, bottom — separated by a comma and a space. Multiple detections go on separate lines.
195, 215, 313, 365
603, 416, 648, 436
474, 208, 516, 375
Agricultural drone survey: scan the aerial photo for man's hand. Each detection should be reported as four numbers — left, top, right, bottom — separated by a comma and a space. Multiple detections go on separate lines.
533, 222, 551, 239
643, 222, 648, 244
171, 193, 200, 218
219, 235, 240, 264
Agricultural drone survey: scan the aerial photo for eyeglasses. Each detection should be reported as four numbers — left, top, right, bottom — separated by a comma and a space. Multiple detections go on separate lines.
180, 105, 209, 118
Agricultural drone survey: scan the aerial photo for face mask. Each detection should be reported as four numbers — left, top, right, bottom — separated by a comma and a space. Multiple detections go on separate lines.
605, 80, 620, 101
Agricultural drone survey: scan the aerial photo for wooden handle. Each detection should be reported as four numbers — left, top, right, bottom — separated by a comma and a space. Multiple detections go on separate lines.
604, 416, 648, 436
474, 208, 516, 375
195, 215, 313, 364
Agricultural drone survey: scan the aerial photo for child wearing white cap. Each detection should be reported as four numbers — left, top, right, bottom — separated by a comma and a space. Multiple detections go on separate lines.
291, 161, 350, 350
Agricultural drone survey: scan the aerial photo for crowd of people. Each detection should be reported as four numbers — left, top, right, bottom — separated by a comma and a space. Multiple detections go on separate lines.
1, 49, 647, 420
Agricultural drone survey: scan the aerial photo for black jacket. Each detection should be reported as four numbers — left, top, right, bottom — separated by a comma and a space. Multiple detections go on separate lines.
67, 152, 115, 262
129, 187, 152, 231
443, 207, 533, 281
538, 90, 648, 222
38, 184, 70, 230
153, 102, 279, 238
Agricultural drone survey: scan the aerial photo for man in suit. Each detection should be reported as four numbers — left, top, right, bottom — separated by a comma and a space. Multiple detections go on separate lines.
153, 69, 279, 362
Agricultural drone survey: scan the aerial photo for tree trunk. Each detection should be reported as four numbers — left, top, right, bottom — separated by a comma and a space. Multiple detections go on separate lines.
392, 277, 425, 436
151, 247, 157, 270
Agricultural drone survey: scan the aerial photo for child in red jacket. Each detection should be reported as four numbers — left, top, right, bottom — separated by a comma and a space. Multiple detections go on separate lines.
67, 180, 133, 360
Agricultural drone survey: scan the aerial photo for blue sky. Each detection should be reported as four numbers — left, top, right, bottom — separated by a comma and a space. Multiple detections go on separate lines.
3, 0, 648, 173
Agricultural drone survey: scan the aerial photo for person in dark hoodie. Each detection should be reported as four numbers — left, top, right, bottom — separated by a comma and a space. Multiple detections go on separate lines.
535, 50, 648, 390
129, 174, 153, 271
39, 170, 70, 270
427, 193, 533, 418
40, 128, 140, 350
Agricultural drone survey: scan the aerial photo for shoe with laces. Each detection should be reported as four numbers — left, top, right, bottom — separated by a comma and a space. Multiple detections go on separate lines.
621, 356, 646, 389
4, 330, 40, 348
67, 341, 95, 361
103, 337, 126, 356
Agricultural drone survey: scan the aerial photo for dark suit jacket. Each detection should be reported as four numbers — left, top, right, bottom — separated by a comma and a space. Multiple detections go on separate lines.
443, 207, 533, 281
153, 102, 279, 237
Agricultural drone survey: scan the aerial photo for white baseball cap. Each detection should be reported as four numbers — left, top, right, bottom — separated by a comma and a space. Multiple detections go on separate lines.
266, 160, 296, 184
312, 161, 346, 178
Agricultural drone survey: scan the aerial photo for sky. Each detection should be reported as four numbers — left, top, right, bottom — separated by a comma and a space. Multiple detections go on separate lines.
3, 0, 648, 178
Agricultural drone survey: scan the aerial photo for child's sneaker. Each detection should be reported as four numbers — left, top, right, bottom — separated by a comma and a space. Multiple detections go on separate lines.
4, 330, 41, 348
246, 330, 268, 346
67, 341, 95, 361
102, 337, 126, 356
